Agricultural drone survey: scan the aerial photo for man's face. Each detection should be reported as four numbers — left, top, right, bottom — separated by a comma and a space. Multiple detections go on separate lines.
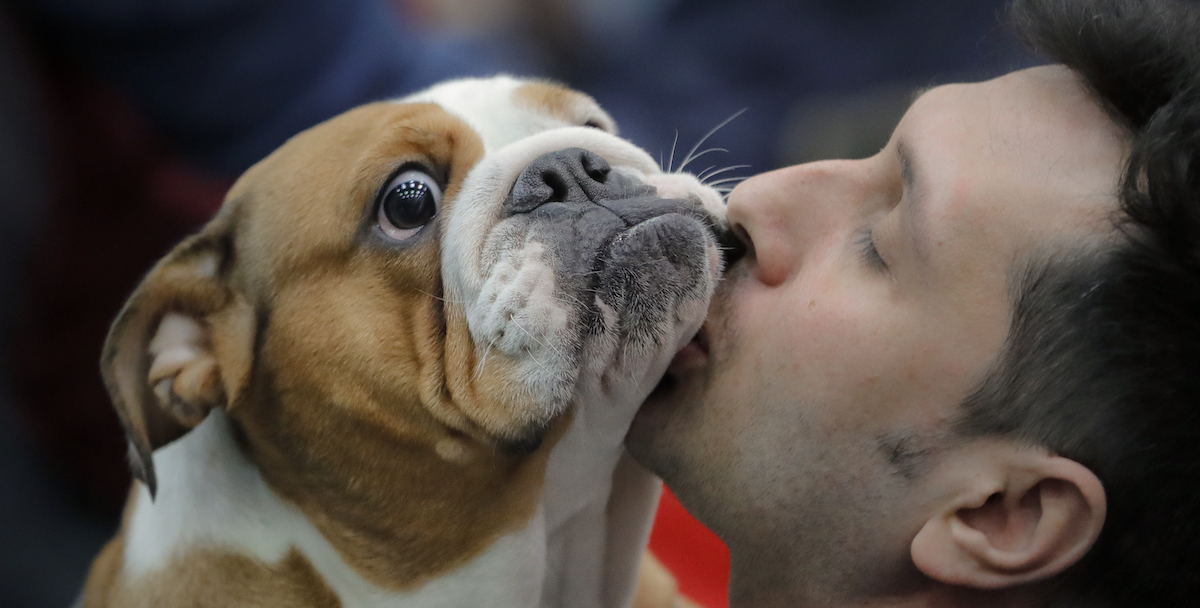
626, 66, 1128, 590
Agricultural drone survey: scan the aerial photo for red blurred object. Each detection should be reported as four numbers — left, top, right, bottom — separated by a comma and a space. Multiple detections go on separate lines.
649, 487, 730, 608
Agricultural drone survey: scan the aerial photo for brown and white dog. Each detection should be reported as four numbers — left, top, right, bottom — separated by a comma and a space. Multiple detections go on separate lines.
79, 76, 726, 608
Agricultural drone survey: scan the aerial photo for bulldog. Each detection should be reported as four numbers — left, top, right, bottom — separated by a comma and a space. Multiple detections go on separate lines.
79, 76, 728, 608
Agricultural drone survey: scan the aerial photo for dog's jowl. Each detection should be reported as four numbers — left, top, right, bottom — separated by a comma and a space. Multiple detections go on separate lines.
80, 76, 727, 608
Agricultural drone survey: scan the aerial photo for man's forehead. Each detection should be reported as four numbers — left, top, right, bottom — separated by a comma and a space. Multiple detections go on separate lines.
902, 67, 1126, 233
907, 66, 1127, 157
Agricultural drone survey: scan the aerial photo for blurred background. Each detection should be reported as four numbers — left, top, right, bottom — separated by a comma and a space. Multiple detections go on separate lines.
0, 0, 1031, 605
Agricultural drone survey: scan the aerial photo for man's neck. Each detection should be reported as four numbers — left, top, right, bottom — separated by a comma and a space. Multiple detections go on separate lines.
725, 542, 927, 608
727, 565, 1049, 608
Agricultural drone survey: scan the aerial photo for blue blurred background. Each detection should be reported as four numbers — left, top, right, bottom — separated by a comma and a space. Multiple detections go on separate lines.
0, 0, 1030, 605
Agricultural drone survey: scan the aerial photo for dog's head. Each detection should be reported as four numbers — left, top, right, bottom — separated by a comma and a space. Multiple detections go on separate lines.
102, 76, 724, 576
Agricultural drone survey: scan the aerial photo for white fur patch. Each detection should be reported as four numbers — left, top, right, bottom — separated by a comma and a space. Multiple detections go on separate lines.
402, 76, 571, 153
645, 172, 729, 230
468, 241, 576, 417
469, 242, 567, 353
124, 410, 546, 607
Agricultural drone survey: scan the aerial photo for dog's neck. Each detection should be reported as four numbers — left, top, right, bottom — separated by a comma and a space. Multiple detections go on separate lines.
122, 409, 549, 606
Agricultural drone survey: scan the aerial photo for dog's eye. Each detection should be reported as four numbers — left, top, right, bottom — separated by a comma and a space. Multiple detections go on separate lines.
377, 169, 443, 241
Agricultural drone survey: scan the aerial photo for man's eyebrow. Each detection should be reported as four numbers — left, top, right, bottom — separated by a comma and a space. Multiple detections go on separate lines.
898, 139, 917, 191
894, 85, 932, 188
895, 139, 932, 265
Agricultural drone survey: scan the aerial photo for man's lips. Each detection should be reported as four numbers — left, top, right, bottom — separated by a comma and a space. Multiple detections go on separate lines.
667, 325, 710, 376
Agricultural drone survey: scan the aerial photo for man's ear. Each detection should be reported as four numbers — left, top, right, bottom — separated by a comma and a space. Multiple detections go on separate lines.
910, 442, 1106, 590
100, 226, 256, 499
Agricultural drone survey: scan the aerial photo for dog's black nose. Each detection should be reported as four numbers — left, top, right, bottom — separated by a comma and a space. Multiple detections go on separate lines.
507, 148, 647, 215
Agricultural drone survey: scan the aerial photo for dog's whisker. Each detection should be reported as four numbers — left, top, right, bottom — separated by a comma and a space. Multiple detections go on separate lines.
705, 176, 750, 188
416, 289, 468, 305
694, 165, 719, 183
680, 149, 729, 175
700, 164, 751, 185
475, 343, 493, 379
556, 292, 587, 310
666, 130, 681, 173
676, 109, 746, 173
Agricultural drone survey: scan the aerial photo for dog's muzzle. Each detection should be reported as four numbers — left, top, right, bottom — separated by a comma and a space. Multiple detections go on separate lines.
505, 148, 723, 322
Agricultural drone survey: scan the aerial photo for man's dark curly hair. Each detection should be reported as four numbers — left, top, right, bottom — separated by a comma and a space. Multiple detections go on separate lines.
957, 0, 1200, 605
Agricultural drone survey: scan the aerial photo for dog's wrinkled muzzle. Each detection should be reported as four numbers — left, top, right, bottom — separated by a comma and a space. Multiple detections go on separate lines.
505, 148, 721, 319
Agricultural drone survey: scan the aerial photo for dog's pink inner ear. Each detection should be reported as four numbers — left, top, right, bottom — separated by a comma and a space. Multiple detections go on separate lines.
147, 312, 225, 427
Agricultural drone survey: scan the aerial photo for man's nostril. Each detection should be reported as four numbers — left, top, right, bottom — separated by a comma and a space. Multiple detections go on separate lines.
718, 224, 750, 267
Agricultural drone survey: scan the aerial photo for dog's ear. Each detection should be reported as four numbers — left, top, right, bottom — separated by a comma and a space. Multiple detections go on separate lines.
101, 224, 256, 498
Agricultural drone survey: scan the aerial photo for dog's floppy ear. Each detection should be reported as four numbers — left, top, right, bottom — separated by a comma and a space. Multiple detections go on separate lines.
101, 224, 256, 498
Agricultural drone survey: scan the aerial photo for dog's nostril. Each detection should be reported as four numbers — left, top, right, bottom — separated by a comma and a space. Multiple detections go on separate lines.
543, 170, 569, 203
580, 151, 610, 184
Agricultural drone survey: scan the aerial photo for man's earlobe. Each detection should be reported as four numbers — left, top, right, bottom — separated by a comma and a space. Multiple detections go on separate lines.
910, 447, 1106, 589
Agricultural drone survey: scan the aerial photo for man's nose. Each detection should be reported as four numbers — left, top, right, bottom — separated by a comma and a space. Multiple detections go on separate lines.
727, 159, 866, 286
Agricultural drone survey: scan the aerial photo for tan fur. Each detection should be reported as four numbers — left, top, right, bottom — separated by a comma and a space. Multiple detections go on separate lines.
513, 81, 618, 134
88, 543, 341, 608
222, 103, 569, 586
83, 535, 126, 608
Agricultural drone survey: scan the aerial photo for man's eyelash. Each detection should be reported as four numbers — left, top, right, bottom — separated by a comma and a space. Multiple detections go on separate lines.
855, 227, 889, 272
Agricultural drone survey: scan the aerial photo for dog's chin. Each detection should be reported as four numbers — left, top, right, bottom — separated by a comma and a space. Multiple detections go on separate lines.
639, 324, 709, 419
